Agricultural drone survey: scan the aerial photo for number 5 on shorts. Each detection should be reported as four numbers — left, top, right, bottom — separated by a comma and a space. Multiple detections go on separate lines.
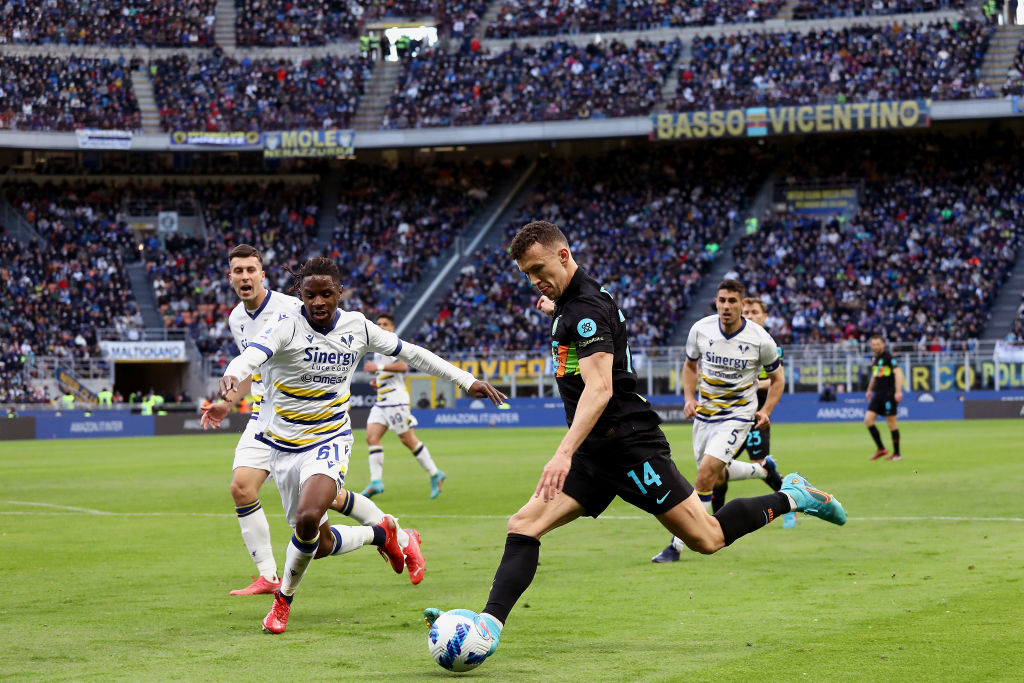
626, 461, 663, 494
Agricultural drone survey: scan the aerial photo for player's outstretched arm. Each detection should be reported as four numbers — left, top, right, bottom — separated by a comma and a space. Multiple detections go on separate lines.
393, 339, 507, 405
221, 346, 272, 399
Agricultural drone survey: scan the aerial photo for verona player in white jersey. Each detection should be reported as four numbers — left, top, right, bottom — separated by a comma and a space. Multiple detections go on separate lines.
202, 245, 410, 597
653, 279, 794, 559
360, 313, 447, 500
219, 257, 506, 633
651, 282, 786, 561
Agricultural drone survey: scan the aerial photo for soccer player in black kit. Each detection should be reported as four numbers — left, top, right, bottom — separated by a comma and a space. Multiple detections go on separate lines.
423, 221, 847, 668
865, 333, 904, 461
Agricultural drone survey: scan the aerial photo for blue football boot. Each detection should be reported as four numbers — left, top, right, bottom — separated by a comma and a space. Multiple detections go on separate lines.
780, 473, 846, 525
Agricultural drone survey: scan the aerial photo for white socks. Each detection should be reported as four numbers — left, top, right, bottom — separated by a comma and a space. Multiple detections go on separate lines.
368, 446, 384, 481
726, 460, 767, 481
280, 532, 318, 596
347, 492, 385, 525
329, 525, 374, 555
412, 442, 438, 476
236, 499, 277, 580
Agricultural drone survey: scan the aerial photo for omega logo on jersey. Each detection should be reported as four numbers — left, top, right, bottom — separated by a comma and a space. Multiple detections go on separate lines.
704, 351, 750, 370
303, 347, 356, 368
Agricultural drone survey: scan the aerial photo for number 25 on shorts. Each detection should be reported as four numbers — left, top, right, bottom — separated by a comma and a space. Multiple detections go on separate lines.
626, 462, 663, 494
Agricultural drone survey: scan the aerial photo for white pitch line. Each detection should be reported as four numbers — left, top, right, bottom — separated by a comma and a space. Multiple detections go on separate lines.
0, 502, 1022, 523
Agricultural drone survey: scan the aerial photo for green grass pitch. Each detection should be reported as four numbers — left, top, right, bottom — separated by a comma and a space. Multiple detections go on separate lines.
1, 421, 1022, 681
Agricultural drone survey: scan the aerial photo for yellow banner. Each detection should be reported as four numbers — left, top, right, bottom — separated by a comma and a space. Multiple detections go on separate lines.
652, 100, 930, 141
447, 358, 549, 378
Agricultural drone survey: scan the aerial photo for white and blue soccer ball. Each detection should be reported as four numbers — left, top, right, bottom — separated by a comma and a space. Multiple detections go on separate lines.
427, 609, 493, 672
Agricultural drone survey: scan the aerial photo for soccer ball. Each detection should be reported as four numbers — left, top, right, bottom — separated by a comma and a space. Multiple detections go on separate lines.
427, 609, 493, 672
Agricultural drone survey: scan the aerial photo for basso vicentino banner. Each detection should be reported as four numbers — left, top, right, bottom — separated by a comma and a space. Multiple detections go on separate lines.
651, 99, 930, 140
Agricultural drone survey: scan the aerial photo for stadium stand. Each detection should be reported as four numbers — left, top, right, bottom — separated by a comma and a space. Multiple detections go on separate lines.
325, 161, 504, 316
0, 182, 143, 365
0, 0, 216, 46
141, 180, 320, 356
672, 19, 994, 112
382, 38, 681, 129
732, 135, 1024, 346
234, 0, 360, 46
149, 53, 373, 132
1012, 294, 1024, 341
414, 146, 766, 352
484, 0, 783, 38
0, 55, 142, 131
1001, 36, 1024, 96
792, 1, 969, 21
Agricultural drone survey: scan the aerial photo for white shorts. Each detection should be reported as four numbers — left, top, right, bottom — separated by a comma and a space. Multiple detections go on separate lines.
233, 421, 272, 472
692, 419, 753, 467
367, 404, 418, 435
270, 434, 352, 529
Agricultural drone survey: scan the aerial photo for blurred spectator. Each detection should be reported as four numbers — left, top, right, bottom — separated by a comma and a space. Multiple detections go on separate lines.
732, 134, 1023, 346
415, 145, 765, 352
150, 54, 372, 132
325, 161, 505, 315
142, 181, 321, 355
383, 39, 681, 129
0, 0, 216, 46
235, 0, 360, 46
793, 0, 967, 20
819, 383, 838, 402
0, 183, 142, 368
0, 55, 142, 131
673, 20, 993, 112
485, 0, 783, 38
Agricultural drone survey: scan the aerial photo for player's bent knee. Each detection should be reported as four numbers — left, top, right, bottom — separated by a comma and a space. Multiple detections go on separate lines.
229, 480, 258, 504
506, 507, 545, 538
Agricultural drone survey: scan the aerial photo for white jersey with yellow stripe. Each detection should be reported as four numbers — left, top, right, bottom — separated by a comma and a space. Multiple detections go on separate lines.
685, 315, 781, 424
228, 289, 303, 424
373, 352, 410, 407
223, 307, 478, 453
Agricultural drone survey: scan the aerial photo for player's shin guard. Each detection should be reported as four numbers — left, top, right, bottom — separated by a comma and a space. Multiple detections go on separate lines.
345, 492, 385, 525
280, 532, 318, 596
368, 446, 385, 481
714, 492, 792, 546
412, 442, 438, 476
726, 460, 767, 481
482, 533, 540, 625
236, 499, 277, 579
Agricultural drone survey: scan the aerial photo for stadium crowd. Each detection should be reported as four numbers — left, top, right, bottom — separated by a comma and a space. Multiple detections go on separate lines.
325, 162, 505, 315
383, 38, 681, 129
791, 0, 968, 20
235, 0, 360, 46
731, 136, 1023, 346
0, 0, 216, 46
672, 19, 993, 112
141, 181, 320, 355
484, 0, 783, 38
415, 146, 765, 353
0, 182, 142, 370
0, 55, 142, 132
150, 54, 372, 132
